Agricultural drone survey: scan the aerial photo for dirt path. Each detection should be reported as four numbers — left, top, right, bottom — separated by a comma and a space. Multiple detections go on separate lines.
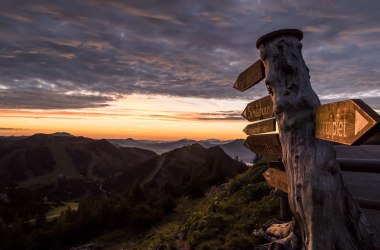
141, 154, 167, 186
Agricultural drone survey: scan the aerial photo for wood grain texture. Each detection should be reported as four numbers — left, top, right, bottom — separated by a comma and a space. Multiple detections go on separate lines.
316, 99, 380, 145
243, 118, 276, 135
233, 60, 265, 91
244, 134, 282, 156
259, 31, 375, 249
241, 95, 274, 122
263, 168, 288, 193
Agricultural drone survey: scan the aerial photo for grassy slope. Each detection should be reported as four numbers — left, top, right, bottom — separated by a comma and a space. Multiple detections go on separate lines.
20, 143, 80, 187
92, 159, 279, 250
45, 202, 79, 221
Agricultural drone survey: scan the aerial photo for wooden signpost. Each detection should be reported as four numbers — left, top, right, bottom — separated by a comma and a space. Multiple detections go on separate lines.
233, 60, 265, 91
241, 97, 380, 146
244, 134, 282, 156
234, 29, 379, 249
242, 95, 273, 122
243, 118, 276, 135
315, 99, 380, 145
263, 168, 288, 193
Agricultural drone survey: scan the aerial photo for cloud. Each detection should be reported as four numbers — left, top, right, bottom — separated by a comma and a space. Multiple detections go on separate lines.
0, 108, 243, 122
0, 89, 114, 109
146, 111, 244, 121
0, 127, 26, 131
194, 111, 244, 121
0, 0, 379, 109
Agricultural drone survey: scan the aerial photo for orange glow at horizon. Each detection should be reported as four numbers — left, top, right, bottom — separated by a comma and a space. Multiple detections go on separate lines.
0, 94, 248, 140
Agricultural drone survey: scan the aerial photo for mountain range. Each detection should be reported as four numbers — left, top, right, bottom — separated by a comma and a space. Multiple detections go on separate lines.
0, 133, 250, 190
0, 133, 157, 186
108, 137, 255, 163
109, 143, 247, 197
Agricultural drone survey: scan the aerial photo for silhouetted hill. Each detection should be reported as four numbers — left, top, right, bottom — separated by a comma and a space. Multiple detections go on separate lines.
111, 143, 247, 197
109, 138, 201, 154
0, 133, 157, 185
51, 132, 74, 137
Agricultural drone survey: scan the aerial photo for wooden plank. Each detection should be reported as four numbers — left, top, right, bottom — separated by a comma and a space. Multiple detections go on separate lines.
263, 168, 288, 193
244, 134, 282, 156
242, 95, 274, 122
355, 198, 380, 211
316, 99, 380, 145
243, 118, 276, 135
233, 60, 265, 91
337, 158, 380, 173
272, 179, 380, 210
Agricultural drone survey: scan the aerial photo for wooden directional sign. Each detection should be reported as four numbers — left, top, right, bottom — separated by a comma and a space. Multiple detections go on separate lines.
243, 118, 276, 135
242, 95, 274, 122
263, 168, 288, 193
244, 134, 282, 156
233, 60, 265, 92
316, 99, 380, 145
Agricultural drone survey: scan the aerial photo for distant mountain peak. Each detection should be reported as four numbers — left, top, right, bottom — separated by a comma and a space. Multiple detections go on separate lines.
51, 132, 73, 137
178, 138, 195, 143
188, 143, 205, 149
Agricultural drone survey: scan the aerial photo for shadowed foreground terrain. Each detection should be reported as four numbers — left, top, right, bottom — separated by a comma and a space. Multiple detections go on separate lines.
1, 134, 379, 249
79, 161, 279, 250
0, 133, 251, 249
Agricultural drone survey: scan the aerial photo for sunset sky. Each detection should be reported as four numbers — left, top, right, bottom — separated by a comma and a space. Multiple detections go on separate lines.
1, 0, 379, 140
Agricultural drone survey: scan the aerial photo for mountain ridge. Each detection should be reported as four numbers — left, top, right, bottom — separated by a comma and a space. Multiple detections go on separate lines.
0, 133, 157, 186
108, 138, 255, 162
108, 143, 247, 198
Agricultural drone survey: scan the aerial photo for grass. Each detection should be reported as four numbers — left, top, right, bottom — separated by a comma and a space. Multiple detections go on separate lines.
45, 202, 79, 221
24, 202, 79, 225
182, 163, 279, 249
92, 197, 204, 250
90, 158, 279, 250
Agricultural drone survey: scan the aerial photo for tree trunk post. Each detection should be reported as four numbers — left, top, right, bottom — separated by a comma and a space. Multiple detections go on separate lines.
256, 29, 375, 250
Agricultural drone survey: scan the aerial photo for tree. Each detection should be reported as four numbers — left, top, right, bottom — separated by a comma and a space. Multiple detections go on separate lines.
257, 29, 374, 249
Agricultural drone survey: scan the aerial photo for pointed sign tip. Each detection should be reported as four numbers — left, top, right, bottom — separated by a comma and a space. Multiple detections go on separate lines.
355, 110, 369, 135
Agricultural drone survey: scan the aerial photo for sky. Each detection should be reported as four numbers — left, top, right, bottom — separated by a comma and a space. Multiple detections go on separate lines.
0, 0, 379, 140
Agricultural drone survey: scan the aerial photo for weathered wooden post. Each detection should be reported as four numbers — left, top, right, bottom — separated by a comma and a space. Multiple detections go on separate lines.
256, 29, 375, 249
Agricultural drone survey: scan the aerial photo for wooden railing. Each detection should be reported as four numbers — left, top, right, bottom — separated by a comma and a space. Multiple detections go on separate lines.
270, 157, 380, 219
337, 158, 380, 173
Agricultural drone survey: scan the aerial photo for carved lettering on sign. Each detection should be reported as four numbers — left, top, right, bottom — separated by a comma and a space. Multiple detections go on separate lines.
242, 95, 274, 122
316, 108, 348, 138
315, 99, 380, 145
243, 118, 276, 135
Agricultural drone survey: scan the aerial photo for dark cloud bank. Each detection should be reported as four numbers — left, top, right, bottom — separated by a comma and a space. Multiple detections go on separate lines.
0, 0, 379, 109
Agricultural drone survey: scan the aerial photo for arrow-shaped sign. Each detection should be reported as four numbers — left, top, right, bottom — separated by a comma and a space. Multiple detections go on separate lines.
243, 118, 277, 135
263, 168, 288, 193
242, 95, 274, 122
233, 60, 265, 92
244, 134, 282, 156
316, 99, 380, 145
